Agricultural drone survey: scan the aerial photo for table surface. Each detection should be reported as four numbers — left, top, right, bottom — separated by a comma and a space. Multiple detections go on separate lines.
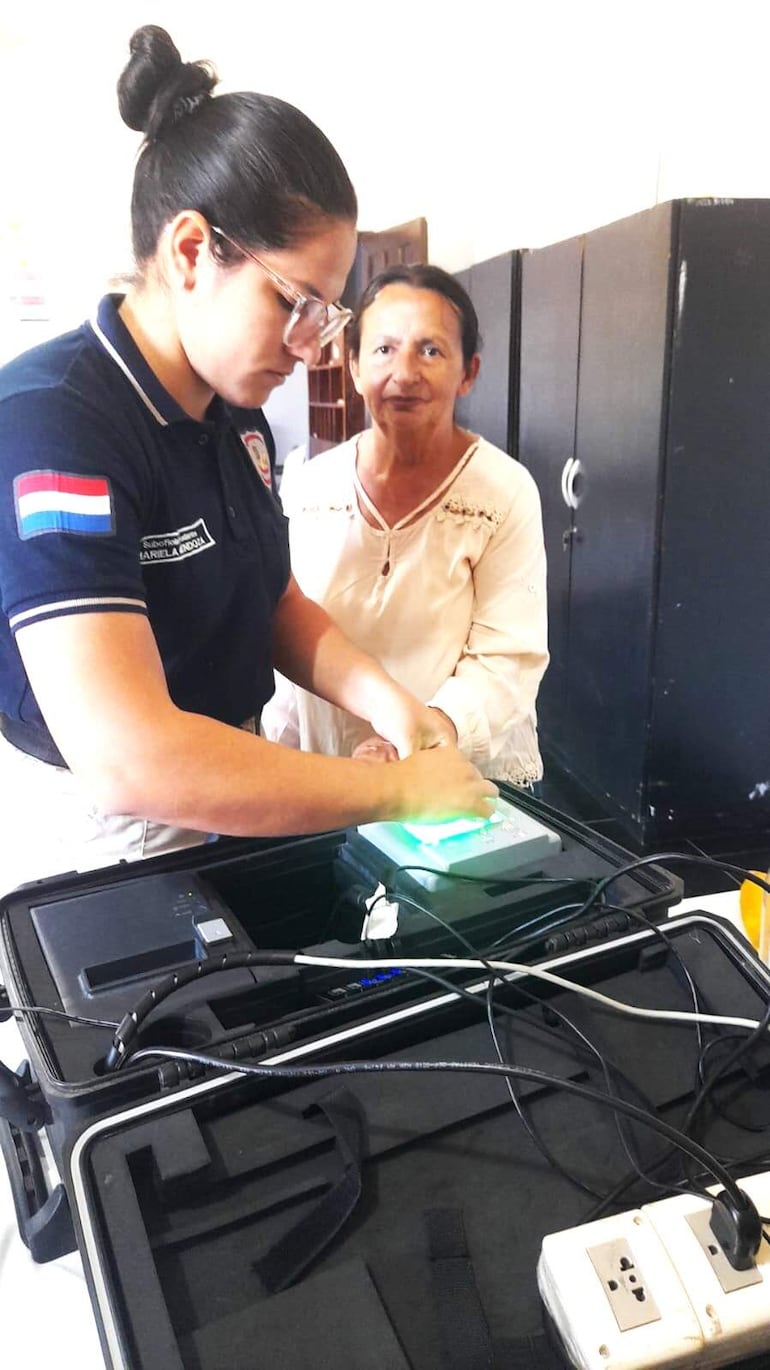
0, 890, 754, 1369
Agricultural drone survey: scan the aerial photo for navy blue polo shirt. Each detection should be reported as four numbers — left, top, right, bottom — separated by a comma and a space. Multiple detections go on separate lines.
0, 295, 290, 754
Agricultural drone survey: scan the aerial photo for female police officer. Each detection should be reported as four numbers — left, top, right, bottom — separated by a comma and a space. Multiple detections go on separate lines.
0, 25, 495, 888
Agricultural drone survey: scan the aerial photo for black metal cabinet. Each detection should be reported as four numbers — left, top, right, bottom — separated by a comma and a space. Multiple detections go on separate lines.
519, 199, 770, 847
517, 235, 582, 752
455, 251, 520, 454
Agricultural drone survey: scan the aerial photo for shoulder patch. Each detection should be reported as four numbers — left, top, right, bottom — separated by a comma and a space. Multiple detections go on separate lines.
241, 430, 272, 488
14, 470, 114, 540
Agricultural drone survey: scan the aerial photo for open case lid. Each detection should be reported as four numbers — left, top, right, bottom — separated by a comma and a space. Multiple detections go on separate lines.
65, 912, 770, 1370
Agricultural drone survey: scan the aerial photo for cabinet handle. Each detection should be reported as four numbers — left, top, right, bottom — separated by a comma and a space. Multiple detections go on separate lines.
564, 458, 584, 510
560, 457, 576, 509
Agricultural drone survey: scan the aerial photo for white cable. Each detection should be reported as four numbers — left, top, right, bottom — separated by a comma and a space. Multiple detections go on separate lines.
294, 954, 766, 1033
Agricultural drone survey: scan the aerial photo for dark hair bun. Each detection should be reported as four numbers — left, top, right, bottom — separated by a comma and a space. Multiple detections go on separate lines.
117, 24, 217, 139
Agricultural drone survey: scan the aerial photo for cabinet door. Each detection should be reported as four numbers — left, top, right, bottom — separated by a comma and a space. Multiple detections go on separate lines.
455, 253, 517, 453
651, 199, 770, 835
453, 268, 473, 434
569, 204, 673, 823
518, 237, 582, 753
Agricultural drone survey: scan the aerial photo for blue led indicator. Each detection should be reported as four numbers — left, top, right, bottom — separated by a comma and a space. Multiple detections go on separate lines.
357, 967, 404, 990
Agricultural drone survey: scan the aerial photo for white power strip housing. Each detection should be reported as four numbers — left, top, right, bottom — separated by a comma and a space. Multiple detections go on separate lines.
538, 1171, 770, 1370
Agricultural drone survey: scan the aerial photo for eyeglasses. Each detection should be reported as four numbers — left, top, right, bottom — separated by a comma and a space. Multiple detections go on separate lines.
210, 225, 353, 350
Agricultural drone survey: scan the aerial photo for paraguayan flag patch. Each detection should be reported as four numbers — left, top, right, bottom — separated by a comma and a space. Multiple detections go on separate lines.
14, 470, 114, 540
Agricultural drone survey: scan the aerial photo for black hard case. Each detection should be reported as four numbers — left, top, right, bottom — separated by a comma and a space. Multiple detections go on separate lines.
0, 790, 681, 1161
12, 793, 770, 1368
51, 916, 770, 1370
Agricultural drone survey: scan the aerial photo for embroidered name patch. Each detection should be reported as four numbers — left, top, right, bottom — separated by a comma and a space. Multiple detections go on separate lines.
14, 470, 114, 540
241, 430, 272, 488
139, 519, 216, 564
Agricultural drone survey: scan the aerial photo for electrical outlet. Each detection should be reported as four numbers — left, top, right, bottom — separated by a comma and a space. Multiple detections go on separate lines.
642, 1179, 770, 1368
685, 1209, 761, 1294
538, 1170, 770, 1370
538, 1208, 703, 1370
586, 1237, 661, 1330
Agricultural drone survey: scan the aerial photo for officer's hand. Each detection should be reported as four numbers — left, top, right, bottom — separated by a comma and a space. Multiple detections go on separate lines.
392, 746, 498, 823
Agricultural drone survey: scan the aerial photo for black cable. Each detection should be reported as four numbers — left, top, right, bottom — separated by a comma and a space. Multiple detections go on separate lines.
583, 994, 770, 1225
388, 863, 601, 957
104, 851, 696, 1070
552, 857, 770, 1222
328, 865, 761, 1211
105, 852, 770, 1076
684, 837, 744, 890
404, 893, 616, 1196
125, 1044, 752, 1211
404, 962, 661, 1122
2, 1002, 119, 1030
482, 902, 589, 954
98, 843, 770, 1219
105, 948, 295, 1069
684, 998, 770, 1150
389, 864, 573, 890
393, 897, 611, 1197
695, 1034, 770, 1134
481, 973, 609, 1199
689, 903, 770, 1130
509, 885, 765, 1225
103, 867, 590, 1070
599, 897, 707, 1093
596, 899, 717, 1199
573, 853, 770, 923
569, 854, 770, 1207
475, 903, 605, 969
460, 847, 764, 960
383, 887, 711, 1202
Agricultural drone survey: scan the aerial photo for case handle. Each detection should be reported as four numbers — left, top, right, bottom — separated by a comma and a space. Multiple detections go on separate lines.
0, 1100, 75, 1262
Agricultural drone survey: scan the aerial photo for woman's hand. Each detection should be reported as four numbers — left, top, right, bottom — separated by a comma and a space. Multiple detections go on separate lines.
352, 735, 398, 763
352, 706, 457, 764
272, 582, 459, 758
425, 706, 458, 745
368, 691, 460, 760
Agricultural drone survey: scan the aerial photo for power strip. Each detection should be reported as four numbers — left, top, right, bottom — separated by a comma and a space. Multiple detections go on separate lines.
537, 1171, 770, 1369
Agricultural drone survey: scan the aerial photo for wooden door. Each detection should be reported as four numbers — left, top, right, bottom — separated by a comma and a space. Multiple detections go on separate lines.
355, 217, 428, 287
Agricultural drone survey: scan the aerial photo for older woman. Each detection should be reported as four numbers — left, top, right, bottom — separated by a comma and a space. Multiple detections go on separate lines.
263, 264, 549, 787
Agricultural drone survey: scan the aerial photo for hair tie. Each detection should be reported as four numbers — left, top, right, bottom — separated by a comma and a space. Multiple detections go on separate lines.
175, 91, 208, 119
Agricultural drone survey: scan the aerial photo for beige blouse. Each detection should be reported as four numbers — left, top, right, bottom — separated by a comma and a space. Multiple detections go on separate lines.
263, 435, 549, 785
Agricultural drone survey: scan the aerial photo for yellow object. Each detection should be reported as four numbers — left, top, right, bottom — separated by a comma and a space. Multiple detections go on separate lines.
739, 871, 770, 957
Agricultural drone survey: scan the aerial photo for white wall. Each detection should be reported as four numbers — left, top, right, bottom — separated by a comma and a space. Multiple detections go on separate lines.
263, 365, 309, 469
2, 0, 769, 355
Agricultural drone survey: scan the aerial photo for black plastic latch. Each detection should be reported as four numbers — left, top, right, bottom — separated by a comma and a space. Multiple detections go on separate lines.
0, 1057, 47, 1132
0, 982, 12, 1021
